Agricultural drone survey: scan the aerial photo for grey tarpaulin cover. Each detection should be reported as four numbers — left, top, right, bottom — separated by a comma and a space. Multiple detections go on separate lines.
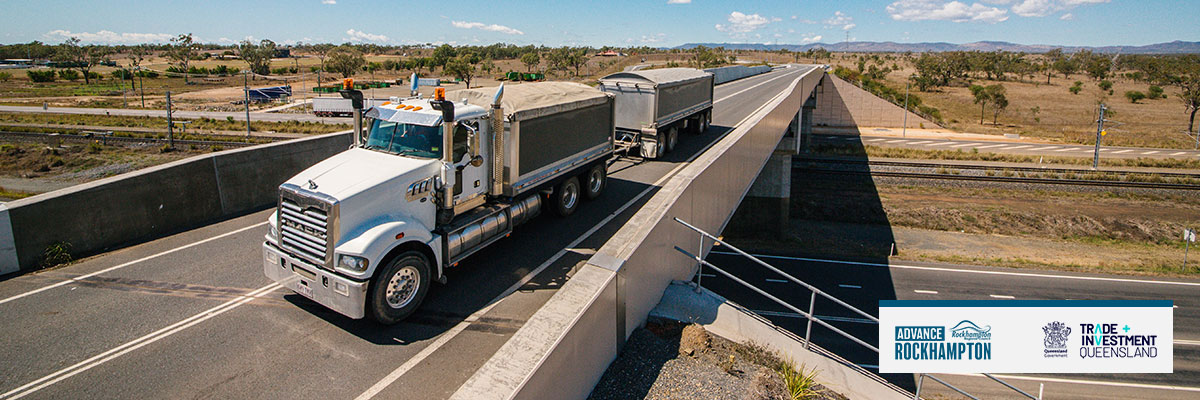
446, 82, 612, 121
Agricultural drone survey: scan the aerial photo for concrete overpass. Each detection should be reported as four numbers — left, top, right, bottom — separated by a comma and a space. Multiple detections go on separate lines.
0, 66, 829, 399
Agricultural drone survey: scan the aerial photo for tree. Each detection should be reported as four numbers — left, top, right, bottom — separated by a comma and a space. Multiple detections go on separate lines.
444, 55, 476, 88
520, 52, 540, 72
326, 46, 366, 78
167, 33, 196, 83
987, 84, 1008, 124
238, 39, 277, 76
1042, 48, 1064, 84
970, 84, 989, 124
126, 45, 149, 90
1125, 91, 1146, 103
432, 44, 456, 70
1147, 85, 1164, 99
1053, 56, 1078, 79
308, 43, 334, 86
55, 37, 109, 84
479, 57, 496, 75
1082, 51, 1113, 81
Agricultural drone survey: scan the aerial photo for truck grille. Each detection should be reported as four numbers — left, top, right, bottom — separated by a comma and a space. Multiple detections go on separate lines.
279, 197, 331, 268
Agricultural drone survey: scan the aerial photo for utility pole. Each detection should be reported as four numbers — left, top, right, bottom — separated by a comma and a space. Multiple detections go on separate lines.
1092, 103, 1107, 170
138, 68, 145, 108
244, 71, 251, 139
902, 81, 910, 138
1185, 228, 1196, 271
166, 91, 174, 149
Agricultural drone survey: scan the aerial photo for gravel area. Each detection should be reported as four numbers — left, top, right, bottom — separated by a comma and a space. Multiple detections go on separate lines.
589, 321, 848, 400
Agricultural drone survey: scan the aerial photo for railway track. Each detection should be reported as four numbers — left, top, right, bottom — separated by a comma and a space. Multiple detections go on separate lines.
0, 130, 267, 148
794, 157, 1200, 179
794, 158, 1200, 191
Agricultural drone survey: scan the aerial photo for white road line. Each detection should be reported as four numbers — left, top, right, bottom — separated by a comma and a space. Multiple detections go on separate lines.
948, 143, 977, 148
1176, 339, 1200, 346
1171, 152, 1188, 156
865, 138, 886, 142
941, 373, 1200, 393
709, 252, 1200, 287
908, 141, 932, 145
913, 290, 939, 294
841, 137, 857, 140
698, 273, 717, 278
713, 69, 801, 104
0, 282, 281, 400
356, 72, 801, 400
885, 139, 907, 144
1031, 146, 1059, 151
1053, 147, 1076, 152
838, 284, 861, 289
1005, 145, 1032, 150
925, 142, 954, 147
973, 144, 1006, 149
990, 294, 1016, 299
765, 278, 789, 283
1112, 149, 1133, 154
1142, 151, 1160, 155
0, 222, 268, 306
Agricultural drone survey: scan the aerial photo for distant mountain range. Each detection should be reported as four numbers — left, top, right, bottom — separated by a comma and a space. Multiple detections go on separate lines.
672, 40, 1200, 54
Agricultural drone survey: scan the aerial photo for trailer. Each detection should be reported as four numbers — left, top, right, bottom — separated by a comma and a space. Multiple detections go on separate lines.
598, 68, 714, 158
311, 97, 389, 117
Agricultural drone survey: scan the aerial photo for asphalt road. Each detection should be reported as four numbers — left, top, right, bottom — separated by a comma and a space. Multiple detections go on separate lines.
815, 134, 1200, 160
0, 66, 813, 400
700, 251, 1200, 400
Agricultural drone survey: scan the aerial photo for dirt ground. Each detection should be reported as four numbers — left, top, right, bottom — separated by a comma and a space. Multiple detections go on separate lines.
0, 141, 206, 200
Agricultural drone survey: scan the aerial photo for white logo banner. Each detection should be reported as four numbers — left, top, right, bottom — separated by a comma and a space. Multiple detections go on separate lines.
879, 300, 1173, 373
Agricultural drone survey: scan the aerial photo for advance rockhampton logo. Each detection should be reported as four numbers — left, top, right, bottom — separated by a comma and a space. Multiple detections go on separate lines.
880, 300, 1173, 374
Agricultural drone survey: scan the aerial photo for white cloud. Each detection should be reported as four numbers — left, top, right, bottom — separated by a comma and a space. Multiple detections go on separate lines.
801, 35, 823, 44
345, 29, 389, 42
451, 21, 524, 35
824, 11, 857, 31
715, 11, 771, 33
1059, 12, 1074, 20
630, 33, 667, 44
667, 0, 691, 3
43, 29, 174, 44
321, 0, 336, 4
886, 0, 1009, 23
1011, 0, 1107, 17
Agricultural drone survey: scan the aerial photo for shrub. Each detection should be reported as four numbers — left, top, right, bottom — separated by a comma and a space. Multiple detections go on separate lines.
1098, 80, 1113, 91
58, 69, 81, 81
1148, 85, 1164, 99
1125, 90, 1146, 103
40, 241, 73, 268
0, 71, 11, 82
86, 71, 101, 81
28, 69, 57, 82
135, 70, 158, 78
1068, 81, 1083, 95
87, 142, 102, 153
112, 69, 133, 80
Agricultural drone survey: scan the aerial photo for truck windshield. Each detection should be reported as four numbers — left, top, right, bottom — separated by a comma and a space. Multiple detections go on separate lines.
363, 119, 442, 158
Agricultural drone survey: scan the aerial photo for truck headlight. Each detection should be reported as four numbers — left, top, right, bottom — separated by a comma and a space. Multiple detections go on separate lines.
337, 254, 369, 273
269, 224, 279, 241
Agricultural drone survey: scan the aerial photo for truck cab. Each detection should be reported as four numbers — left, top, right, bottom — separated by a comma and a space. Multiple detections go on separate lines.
264, 83, 615, 324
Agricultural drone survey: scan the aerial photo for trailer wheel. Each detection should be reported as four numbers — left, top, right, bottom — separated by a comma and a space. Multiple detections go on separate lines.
552, 176, 581, 217
665, 127, 679, 153
367, 251, 431, 325
699, 114, 710, 133
583, 164, 606, 200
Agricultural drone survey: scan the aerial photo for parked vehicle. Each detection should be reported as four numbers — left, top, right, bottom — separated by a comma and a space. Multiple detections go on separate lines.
598, 68, 714, 158
263, 82, 615, 324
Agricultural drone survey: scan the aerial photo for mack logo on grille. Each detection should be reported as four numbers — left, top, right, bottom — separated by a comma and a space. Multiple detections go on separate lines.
283, 217, 326, 239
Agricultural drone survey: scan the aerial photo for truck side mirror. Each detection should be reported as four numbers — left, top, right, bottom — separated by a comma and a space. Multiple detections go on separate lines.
462, 123, 480, 158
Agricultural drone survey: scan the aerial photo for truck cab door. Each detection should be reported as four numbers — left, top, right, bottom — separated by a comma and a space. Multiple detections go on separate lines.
452, 119, 488, 211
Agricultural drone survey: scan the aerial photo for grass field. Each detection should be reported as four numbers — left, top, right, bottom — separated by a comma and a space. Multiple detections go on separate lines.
0, 112, 348, 134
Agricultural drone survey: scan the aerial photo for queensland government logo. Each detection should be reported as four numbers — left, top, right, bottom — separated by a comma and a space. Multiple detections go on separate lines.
950, 320, 992, 341
1042, 321, 1071, 358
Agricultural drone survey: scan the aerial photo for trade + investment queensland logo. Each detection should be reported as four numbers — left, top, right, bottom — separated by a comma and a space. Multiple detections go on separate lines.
894, 320, 992, 361
1079, 323, 1160, 359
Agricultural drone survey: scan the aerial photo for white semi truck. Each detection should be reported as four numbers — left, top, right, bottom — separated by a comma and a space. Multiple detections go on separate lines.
263, 82, 615, 324
598, 68, 714, 158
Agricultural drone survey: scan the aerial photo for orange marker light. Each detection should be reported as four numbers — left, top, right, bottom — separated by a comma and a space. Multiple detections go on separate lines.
343, 78, 354, 90
395, 232, 405, 240
412, 106, 422, 111
434, 87, 445, 101
381, 101, 391, 106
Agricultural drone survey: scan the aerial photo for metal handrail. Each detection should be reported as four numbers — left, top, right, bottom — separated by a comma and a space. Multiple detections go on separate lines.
674, 217, 879, 323
672, 217, 1041, 400
676, 246, 878, 352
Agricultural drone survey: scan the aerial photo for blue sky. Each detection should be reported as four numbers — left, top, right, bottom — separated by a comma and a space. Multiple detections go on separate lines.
2, 0, 1196, 47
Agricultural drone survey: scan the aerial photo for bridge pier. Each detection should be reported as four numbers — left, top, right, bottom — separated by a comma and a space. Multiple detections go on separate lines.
727, 109, 804, 237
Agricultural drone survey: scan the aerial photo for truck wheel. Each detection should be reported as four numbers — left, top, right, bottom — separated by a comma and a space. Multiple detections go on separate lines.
583, 164, 606, 200
654, 131, 666, 158
665, 127, 679, 153
700, 112, 710, 133
552, 176, 581, 217
367, 251, 431, 325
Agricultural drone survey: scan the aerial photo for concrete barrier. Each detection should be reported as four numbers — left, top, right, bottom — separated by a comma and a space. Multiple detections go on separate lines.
0, 131, 352, 275
705, 65, 772, 84
451, 67, 824, 400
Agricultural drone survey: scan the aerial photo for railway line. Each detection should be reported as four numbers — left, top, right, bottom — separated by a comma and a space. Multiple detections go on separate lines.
0, 130, 270, 148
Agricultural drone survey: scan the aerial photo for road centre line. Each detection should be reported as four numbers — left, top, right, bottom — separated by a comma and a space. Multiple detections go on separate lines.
1176, 339, 1200, 346
1143, 151, 1160, 155
1031, 146, 1059, 151
908, 141, 932, 145
948, 143, 977, 148
0, 222, 268, 306
973, 144, 1006, 149
990, 294, 1016, 299
709, 251, 1200, 287
838, 284, 862, 289
357, 71, 800, 400
713, 69, 802, 104
1172, 152, 1188, 156
764, 278, 789, 283
0, 282, 282, 400
925, 142, 954, 146
885, 139, 907, 144
913, 290, 939, 294
1113, 149, 1133, 154
1005, 145, 1031, 150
